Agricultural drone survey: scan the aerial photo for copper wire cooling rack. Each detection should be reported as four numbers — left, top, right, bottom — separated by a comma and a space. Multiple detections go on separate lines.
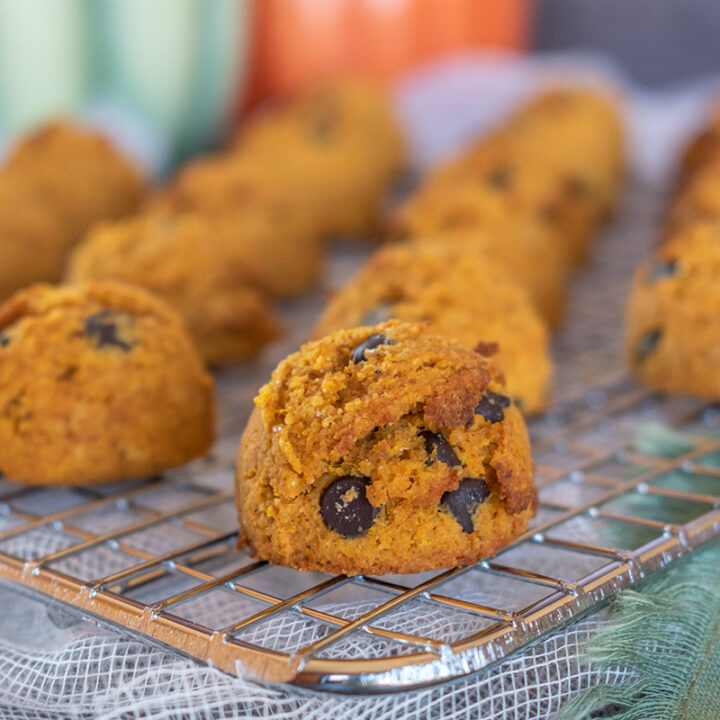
2, 185, 720, 693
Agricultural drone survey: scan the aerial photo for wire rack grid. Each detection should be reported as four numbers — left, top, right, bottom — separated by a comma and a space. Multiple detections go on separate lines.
2, 183, 720, 694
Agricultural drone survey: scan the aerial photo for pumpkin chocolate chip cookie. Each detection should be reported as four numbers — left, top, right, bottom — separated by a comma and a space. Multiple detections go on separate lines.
0, 282, 214, 485
625, 219, 720, 399
236, 320, 535, 575
390, 183, 568, 326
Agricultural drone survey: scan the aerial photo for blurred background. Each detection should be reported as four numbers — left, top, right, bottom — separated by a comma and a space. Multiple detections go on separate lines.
1, 0, 719, 171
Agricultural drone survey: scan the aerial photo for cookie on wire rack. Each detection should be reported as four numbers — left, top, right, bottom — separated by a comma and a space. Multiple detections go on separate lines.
625, 219, 720, 399
236, 320, 535, 576
405, 88, 624, 269
0, 282, 214, 485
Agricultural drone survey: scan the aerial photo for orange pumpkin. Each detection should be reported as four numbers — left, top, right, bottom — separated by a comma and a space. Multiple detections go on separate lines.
242, 0, 529, 110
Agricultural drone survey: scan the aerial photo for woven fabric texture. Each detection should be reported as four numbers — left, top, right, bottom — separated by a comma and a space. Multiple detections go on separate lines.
0, 583, 633, 720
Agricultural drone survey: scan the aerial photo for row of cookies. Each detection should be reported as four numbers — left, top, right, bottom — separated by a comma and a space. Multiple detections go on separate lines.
234, 88, 626, 574
316, 89, 626, 416
392, 89, 625, 325
626, 107, 720, 397
68, 80, 407, 366
0, 81, 405, 485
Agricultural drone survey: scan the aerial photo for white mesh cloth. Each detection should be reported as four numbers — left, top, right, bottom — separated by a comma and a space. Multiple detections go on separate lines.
0, 582, 634, 720
0, 53, 713, 718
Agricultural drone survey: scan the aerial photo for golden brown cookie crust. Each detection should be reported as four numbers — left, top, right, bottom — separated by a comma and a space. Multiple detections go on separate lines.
4, 121, 144, 238
625, 220, 720, 398
236, 321, 535, 575
233, 79, 406, 239
390, 185, 568, 327
0, 282, 214, 485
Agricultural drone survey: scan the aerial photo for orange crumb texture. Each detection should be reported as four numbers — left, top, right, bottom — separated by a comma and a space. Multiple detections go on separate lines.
236, 320, 536, 575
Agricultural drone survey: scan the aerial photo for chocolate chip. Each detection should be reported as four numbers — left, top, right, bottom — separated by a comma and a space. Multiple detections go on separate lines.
636, 329, 662, 363
320, 475, 378, 538
419, 430, 461, 467
474, 340, 500, 357
441, 478, 490, 533
0, 334, 9, 348
310, 107, 339, 142
85, 311, 133, 351
361, 304, 393, 326
57, 366, 78, 382
350, 333, 392, 363
487, 167, 512, 189
648, 259, 677, 282
474, 390, 512, 424
540, 202, 561, 224
565, 176, 589, 198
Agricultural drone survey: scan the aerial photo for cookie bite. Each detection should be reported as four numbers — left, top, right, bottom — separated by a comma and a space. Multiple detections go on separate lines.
66, 212, 286, 366
314, 243, 553, 415
236, 321, 535, 575
151, 153, 326, 242
402, 87, 623, 269
238, 78, 404, 181
625, 220, 720, 398
0, 282, 214, 485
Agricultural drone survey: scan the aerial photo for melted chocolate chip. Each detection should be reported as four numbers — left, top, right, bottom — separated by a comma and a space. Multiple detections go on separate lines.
85, 311, 133, 351
636, 329, 662, 363
487, 167, 512, 189
474, 390, 512, 424
441, 477, 490, 533
361, 304, 393, 326
320, 476, 378, 538
350, 333, 392, 363
648, 259, 677, 282
0, 334, 9, 348
419, 430, 461, 467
